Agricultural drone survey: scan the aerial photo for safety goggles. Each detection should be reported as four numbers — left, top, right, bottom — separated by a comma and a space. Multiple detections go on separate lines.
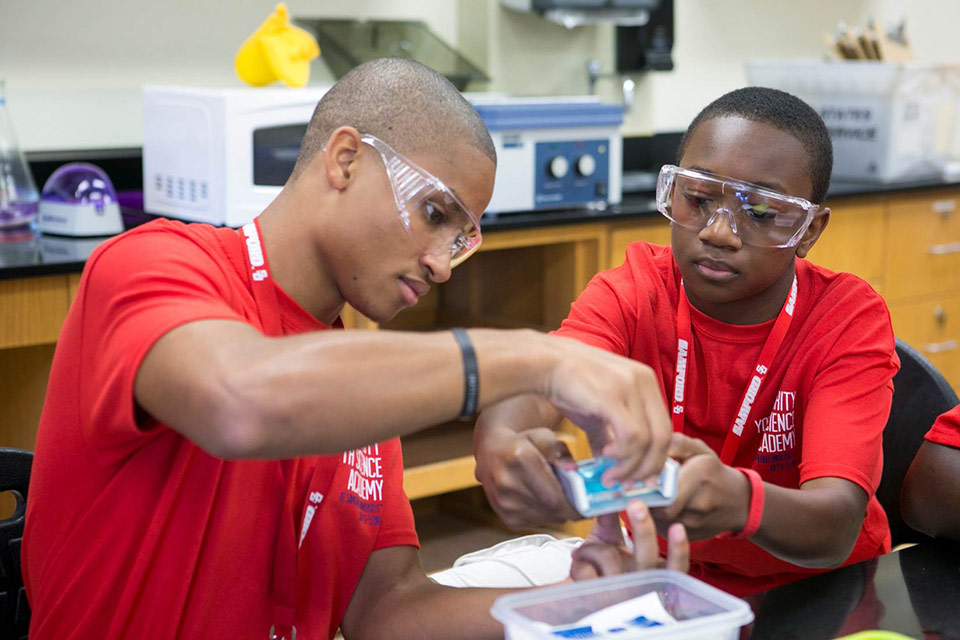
656, 164, 820, 249
361, 134, 482, 268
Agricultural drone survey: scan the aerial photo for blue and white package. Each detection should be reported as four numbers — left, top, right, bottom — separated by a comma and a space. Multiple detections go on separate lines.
553, 457, 679, 518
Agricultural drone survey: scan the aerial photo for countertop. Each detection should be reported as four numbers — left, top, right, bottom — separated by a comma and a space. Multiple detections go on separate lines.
3, 176, 960, 282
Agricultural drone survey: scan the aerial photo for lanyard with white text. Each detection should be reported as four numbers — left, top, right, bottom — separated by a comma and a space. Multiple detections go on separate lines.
671, 275, 797, 466
239, 220, 298, 640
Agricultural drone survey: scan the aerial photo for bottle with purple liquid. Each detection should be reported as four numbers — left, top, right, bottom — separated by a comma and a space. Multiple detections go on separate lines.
0, 80, 39, 229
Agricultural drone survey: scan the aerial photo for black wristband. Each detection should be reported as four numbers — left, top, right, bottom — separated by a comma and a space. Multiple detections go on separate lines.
452, 328, 479, 420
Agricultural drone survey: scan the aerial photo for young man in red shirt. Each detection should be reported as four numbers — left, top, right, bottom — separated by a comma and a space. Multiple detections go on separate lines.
474, 86, 900, 596
902, 404, 960, 540
23, 58, 678, 639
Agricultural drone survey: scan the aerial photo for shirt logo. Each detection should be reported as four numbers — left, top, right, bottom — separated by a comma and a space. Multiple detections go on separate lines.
755, 390, 798, 472
343, 445, 384, 501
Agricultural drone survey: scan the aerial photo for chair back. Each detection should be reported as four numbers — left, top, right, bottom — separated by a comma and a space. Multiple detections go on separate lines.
878, 340, 959, 546
0, 448, 32, 640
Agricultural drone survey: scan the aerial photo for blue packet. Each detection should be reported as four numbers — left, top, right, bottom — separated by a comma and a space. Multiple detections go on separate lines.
553, 456, 679, 518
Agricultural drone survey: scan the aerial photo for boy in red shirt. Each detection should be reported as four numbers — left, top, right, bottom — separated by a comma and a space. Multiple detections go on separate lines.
475, 86, 900, 596
23, 58, 677, 639
902, 404, 960, 540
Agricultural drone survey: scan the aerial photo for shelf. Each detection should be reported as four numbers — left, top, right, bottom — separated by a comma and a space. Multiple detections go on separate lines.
401, 421, 578, 501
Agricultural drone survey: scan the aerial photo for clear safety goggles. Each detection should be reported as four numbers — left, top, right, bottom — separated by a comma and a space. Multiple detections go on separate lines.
361, 134, 482, 268
656, 164, 820, 249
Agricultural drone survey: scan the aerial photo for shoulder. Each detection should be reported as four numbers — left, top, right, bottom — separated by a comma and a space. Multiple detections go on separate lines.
797, 258, 888, 319
608, 241, 677, 294
86, 219, 234, 280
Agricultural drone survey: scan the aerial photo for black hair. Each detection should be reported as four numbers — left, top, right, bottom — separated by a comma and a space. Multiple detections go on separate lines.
291, 58, 495, 180
677, 86, 833, 203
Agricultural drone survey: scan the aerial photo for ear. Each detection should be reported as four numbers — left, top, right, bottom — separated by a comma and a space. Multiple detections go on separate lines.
795, 208, 830, 259
322, 126, 363, 191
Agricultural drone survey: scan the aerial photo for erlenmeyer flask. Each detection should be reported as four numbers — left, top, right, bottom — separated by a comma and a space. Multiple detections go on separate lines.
0, 80, 39, 229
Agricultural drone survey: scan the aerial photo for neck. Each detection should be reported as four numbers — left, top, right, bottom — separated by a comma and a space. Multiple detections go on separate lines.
256, 190, 345, 325
685, 262, 796, 326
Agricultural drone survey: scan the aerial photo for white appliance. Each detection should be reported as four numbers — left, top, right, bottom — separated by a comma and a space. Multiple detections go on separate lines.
143, 86, 622, 224
142, 85, 330, 227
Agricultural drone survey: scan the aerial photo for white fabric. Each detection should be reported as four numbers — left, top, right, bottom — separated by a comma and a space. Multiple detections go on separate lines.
429, 534, 582, 588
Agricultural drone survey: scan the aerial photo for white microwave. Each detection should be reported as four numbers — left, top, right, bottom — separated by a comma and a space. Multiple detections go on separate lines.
142, 85, 331, 227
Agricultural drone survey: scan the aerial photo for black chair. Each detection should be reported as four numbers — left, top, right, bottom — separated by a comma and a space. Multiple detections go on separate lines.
877, 339, 959, 547
0, 448, 32, 640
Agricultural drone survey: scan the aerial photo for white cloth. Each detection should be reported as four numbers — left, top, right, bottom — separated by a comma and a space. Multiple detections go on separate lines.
429, 534, 582, 588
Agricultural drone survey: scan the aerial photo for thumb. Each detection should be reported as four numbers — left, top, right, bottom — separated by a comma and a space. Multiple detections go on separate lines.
524, 428, 575, 467
667, 432, 712, 462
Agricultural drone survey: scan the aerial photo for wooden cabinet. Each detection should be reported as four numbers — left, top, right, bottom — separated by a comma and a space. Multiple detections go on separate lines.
4, 186, 960, 514
885, 191, 960, 303
889, 295, 960, 388
805, 199, 887, 295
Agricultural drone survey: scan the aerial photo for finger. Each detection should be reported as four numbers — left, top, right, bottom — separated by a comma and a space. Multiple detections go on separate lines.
571, 542, 626, 578
632, 378, 673, 480
524, 428, 575, 466
667, 432, 713, 462
590, 513, 626, 545
651, 460, 701, 522
519, 454, 583, 522
569, 557, 600, 582
626, 501, 659, 571
665, 522, 690, 573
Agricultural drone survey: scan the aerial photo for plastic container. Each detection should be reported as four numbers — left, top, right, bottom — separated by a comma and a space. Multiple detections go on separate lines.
0, 80, 39, 229
745, 60, 960, 183
490, 570, 754, 640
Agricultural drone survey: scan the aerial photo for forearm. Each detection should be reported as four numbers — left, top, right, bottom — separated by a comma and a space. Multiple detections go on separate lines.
218, 328, 555, 457
902, 441, 960, 541
750, 479, 866, 569
345, 581, 510, 640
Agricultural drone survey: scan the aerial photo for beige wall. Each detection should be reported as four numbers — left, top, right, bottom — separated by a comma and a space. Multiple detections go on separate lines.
3, 0, 960, 150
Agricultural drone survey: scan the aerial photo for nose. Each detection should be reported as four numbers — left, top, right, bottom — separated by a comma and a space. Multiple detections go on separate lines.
698, 207, 742, 250
421, 250, 452, 284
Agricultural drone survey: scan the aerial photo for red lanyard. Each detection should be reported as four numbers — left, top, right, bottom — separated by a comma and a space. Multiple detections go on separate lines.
671, 275, 797, 465
239, 220, 298, 639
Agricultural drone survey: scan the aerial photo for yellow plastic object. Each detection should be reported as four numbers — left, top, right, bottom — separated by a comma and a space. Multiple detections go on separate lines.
835, 632, 915, 640
235, 3, 320, 88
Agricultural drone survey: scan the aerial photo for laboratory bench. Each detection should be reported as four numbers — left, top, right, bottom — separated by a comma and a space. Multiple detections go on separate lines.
3, 177, 960, 537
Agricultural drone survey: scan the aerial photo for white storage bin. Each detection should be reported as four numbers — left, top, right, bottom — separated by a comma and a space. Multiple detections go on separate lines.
490, 570, 754, 640
746, 59, 960, 183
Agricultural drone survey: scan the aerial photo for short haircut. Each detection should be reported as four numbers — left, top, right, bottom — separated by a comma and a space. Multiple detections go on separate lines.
291, 58, 496, 180
677, 87, 833, 203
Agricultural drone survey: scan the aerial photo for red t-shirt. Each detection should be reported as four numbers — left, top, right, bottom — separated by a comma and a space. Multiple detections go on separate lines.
925, 404, 960, 448
23, 218, 419, 639
554, 242, 898, 596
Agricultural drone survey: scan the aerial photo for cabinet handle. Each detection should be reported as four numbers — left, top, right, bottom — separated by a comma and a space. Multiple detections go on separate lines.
927, 242, 960, 255
934, 305, 948, 326
932, 199, 957, 218
923, 339, 959, 354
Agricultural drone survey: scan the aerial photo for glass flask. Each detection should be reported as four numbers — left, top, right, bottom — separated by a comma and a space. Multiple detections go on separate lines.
0, 80, 39, 229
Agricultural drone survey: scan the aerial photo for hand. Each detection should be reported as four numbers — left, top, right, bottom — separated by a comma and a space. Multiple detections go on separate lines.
650, 433, 751, 541
543, 335, 672, 487
570, 502, 689, 580
474, 423, 582, 528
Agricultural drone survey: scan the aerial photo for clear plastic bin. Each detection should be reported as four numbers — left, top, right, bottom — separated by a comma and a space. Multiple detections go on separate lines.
745, 59, 960, 183
490, 570, 754, 640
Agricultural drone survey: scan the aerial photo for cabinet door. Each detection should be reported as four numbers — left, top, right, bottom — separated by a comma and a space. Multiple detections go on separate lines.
889, 295, 960, 392
886, 192, 960, 303
805, 200, 886, 293
608, 218, 671, 269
